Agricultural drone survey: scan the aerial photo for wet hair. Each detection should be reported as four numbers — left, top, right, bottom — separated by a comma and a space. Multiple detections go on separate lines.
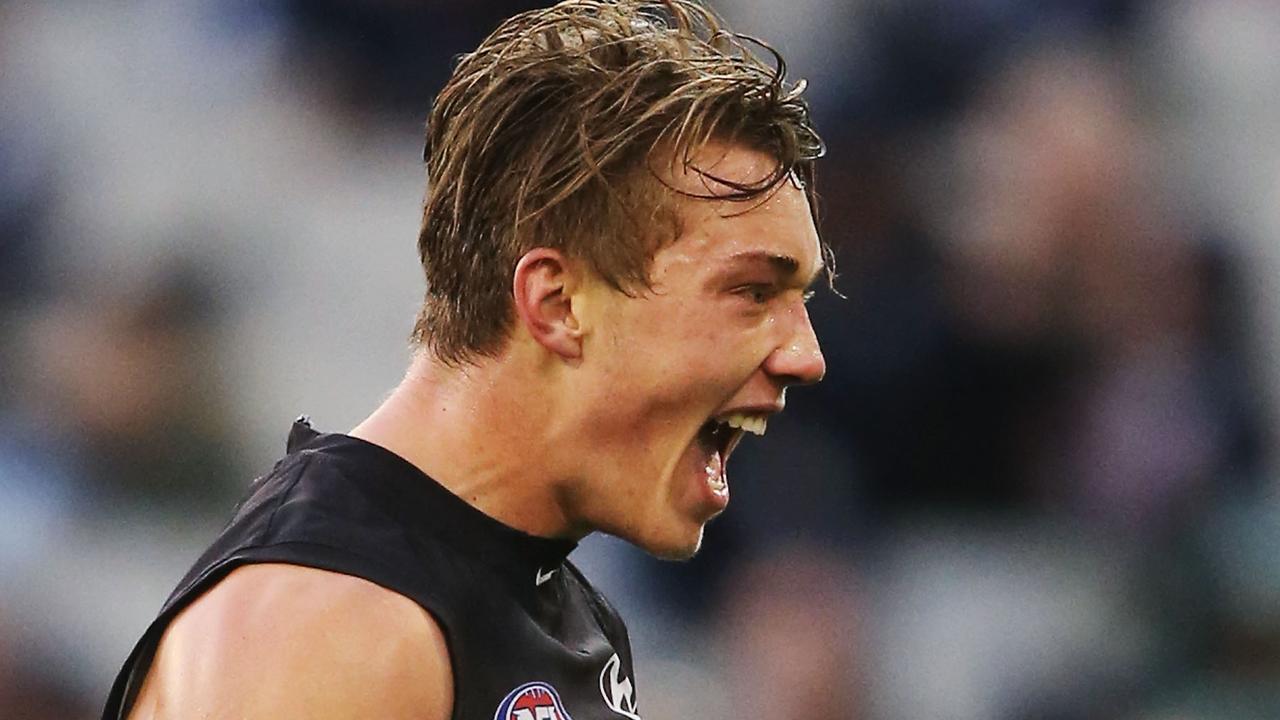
411, 0, 827, 365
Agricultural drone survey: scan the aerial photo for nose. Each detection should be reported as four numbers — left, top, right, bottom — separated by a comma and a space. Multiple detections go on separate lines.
763, 305, 826, 386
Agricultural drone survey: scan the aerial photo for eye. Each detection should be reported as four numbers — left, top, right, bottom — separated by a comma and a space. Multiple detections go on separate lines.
733, 284, 777, 304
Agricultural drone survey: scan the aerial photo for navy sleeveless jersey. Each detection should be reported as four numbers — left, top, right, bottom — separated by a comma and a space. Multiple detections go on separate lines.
102, 419, 642, 720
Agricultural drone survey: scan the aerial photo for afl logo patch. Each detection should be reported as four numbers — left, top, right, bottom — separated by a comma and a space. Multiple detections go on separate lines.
494, 681, 574, 720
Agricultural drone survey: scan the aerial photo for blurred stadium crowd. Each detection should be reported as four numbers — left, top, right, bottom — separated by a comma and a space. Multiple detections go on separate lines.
2, 1, 1279, 718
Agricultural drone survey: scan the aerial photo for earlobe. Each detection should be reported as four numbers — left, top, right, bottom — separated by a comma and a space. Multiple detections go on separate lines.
512, 249, 584, 361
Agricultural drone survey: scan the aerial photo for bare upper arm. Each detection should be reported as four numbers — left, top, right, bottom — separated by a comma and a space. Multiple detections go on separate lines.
127, 563, 453, 720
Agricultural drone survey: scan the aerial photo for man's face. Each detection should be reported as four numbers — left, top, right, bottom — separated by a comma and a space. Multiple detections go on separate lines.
569, 143, 826, 559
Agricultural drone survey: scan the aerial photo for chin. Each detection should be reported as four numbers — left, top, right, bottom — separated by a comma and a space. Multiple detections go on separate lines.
633, 523, 706, 561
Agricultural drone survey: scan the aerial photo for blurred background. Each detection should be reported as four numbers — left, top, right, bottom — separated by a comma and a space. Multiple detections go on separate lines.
2, 1, 1279, 718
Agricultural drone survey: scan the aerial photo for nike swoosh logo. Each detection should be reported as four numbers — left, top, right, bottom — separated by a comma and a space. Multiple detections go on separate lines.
535, 567, 557, 586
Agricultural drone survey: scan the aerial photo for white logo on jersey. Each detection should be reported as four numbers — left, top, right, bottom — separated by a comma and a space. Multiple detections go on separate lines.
599, 653, 641, 719
535, 567, 557, 586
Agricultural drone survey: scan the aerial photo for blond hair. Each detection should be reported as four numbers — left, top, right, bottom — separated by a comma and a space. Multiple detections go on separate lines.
411, 0, 827, 364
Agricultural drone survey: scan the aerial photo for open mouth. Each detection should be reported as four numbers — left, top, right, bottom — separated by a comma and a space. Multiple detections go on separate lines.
695, 412, 770, 480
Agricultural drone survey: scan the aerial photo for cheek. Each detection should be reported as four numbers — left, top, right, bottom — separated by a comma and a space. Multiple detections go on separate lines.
592, 296, 768, 413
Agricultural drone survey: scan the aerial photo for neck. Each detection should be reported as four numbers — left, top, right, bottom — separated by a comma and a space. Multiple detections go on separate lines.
350, 351, 586, 541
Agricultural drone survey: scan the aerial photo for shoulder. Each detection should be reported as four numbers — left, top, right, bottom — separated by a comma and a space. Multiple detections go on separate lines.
128, 563, 453, 720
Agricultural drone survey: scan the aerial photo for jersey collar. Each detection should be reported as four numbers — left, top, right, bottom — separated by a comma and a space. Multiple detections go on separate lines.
287, 417, 578, 576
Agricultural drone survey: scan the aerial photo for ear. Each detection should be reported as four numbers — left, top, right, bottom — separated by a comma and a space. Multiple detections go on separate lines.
512, 248, 584, 361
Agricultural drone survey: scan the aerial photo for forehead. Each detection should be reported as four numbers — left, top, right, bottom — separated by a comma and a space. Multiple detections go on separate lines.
654, 143, 822, 277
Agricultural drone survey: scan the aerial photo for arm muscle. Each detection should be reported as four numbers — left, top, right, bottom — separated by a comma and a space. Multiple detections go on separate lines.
127, 563, 453, 720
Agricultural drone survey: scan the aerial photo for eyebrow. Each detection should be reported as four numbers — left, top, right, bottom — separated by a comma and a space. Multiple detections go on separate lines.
727, 250, 825, 291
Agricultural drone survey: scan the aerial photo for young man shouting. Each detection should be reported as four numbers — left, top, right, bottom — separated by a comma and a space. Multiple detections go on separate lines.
105, 1, 828, 718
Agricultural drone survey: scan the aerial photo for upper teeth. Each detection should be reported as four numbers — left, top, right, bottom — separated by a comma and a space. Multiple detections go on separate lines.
719, 412, 768, 436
